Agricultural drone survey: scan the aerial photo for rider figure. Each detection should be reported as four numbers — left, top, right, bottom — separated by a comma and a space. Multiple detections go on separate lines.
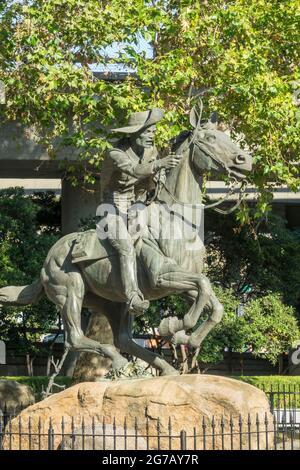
98, 108, 182, 315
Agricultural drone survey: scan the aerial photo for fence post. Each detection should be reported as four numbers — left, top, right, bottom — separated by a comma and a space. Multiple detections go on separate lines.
3, 403, 8, 428
48, 419, 54, 450
180, 430, 187, 450
0, 415, 3, 450
269, 384, 274, 413
269, 393, 275, 414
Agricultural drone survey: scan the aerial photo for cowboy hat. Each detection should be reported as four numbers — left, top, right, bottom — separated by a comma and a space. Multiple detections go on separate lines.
111, 108, 164, 134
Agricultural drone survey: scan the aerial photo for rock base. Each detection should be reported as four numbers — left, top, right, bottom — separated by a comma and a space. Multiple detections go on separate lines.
3, 375, 273, 450
0, 379, 35, 412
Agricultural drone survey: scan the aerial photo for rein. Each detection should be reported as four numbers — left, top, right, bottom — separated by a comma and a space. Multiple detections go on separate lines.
154, 135, 247, 214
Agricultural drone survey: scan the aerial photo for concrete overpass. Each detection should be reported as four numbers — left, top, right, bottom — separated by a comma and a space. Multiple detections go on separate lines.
0, 120, 103, 233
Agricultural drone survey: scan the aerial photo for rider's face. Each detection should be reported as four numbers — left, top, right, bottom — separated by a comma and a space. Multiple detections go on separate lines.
133, 125, 156, 149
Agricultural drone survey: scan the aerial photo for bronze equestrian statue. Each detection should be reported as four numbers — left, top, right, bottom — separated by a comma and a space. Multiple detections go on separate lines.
0, 106, 252, 376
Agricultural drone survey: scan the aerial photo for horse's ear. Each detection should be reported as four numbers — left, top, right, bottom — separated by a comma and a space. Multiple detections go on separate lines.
209, 111, 218, 126
189, 106, 201, 129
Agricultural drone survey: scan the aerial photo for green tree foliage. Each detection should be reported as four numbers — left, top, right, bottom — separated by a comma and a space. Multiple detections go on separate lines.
205, 211, 300, 309
137, 286, 300, 367
0, 1, 299, 202
134, 294, 188, 335
199, 289, 300, 366
0, 188, 60, 354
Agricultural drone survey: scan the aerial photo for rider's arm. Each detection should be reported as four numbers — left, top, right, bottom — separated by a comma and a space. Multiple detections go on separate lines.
109, 149, 157, 180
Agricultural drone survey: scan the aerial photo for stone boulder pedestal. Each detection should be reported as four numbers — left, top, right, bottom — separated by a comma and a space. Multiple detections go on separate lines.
0, 379, 35, 412
3, 375, 273, 450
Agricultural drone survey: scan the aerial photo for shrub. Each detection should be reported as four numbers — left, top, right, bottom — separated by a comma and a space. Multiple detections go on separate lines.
236, 376, 300, 407
199, 291, 300, 366
0, 376, 72, 401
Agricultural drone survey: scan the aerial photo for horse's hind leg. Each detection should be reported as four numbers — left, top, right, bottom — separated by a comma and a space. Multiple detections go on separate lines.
108, 305, 179, 376
83, 295, 128, 370
42, 267, 124, 365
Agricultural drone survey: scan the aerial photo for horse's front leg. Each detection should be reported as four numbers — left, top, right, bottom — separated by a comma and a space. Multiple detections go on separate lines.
156, 271, 210, 340
156, 272, 224, 350
186, 288, 224, 349
170, 281, 224, 349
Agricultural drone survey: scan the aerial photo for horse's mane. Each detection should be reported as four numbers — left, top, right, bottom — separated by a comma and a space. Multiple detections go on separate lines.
170, 130, 191, 153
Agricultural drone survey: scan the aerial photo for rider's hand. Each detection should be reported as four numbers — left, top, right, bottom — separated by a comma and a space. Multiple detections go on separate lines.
156, 154, 183, 170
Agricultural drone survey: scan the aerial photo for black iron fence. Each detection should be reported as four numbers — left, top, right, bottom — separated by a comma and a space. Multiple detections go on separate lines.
0, 385, 299, 451
263, 384, 300, 429
0, 412, 300, 450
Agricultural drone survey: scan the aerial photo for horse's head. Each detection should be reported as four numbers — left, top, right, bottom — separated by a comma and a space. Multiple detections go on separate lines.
188, 108, 253, 181
160, 105, 253, 207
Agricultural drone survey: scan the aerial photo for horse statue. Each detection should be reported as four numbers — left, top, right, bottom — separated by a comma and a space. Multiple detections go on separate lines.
0, 107, 252, 376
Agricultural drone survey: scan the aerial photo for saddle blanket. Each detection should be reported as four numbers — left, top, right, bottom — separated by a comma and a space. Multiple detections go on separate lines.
71, 230, 114, 264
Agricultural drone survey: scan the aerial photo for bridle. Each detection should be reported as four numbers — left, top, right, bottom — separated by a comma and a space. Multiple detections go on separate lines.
190, 139, 247, 214
153, 125, 248, 215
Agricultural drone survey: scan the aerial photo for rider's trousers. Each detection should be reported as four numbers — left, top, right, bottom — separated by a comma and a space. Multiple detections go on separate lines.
96, 206, 142, 302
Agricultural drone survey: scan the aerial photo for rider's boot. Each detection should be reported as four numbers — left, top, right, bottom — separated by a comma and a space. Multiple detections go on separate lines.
119, 253, 149, 315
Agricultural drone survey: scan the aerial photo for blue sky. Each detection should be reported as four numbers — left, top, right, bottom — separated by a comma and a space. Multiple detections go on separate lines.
89, 36, 153, 72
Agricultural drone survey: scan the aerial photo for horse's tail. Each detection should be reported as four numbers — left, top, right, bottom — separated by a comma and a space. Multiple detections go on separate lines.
0, 279, 44, 306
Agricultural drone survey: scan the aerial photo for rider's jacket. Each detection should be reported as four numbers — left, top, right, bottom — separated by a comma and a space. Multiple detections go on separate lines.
100, 138, 159, 213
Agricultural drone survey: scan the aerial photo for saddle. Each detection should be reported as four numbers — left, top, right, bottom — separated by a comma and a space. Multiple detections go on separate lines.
71, 207, 150, 264
71, 230, 115, 264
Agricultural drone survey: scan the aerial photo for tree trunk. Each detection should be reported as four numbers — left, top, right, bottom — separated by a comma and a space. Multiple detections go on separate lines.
26, 354, 34, 376
72, 311, 114, 383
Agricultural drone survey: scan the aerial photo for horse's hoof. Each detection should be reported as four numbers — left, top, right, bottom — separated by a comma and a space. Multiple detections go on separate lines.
111, 356, 128, 370
158, 316, 183, 336
171, 330, 190, 346
161, 368, 180, 377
